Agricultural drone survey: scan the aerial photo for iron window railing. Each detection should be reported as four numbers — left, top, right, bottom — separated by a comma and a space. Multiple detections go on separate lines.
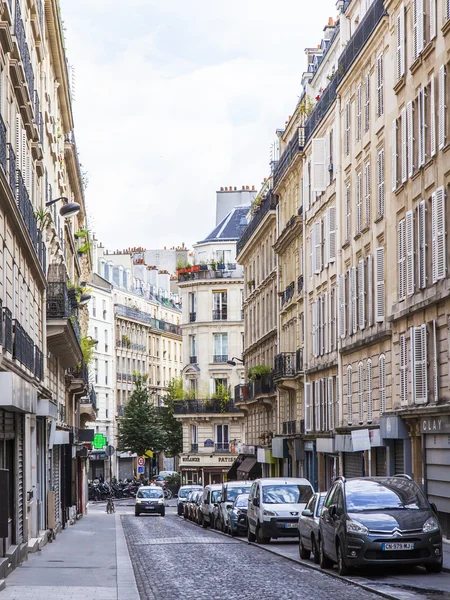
190, 356, 197, 364
281, 282, 295, 306
212, 309, 227, 321
14, 0, 35, 103
189, 312, 196, 323
215, 443, 230, 453
282, 420, 297, 435
236, 191, 277, 257
190, 443, 198, 452
13, 320, 35, 372
68, 359, 89, 385
3, 307, 12, 353
213, 354, 228, 363
173, 400, 241, 414
34, 346, 44, 381
273, 127, 305, 188
296, 348, 304, 373
115, 304, 182, 336
274, 352, 296, 378
297, 275, 304, 294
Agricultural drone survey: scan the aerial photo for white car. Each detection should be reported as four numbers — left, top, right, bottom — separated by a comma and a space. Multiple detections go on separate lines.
199, 484, 222, 528
177, 485, 203, 516
216, 481, 252, 533
247, 478, 314, 544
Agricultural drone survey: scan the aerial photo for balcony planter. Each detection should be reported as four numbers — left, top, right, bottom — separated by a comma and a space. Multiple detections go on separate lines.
217, 263, 226, 270
199, 264, 208, 271
191, 265, 199, 272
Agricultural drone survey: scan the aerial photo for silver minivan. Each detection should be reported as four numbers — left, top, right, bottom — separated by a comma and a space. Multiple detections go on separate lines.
216, 481, 252, 533
247, 477, 314, 544
199, 484, 222, 528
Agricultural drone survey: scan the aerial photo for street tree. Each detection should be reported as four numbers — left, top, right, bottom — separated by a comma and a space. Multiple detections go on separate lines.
159, 377, 184, 457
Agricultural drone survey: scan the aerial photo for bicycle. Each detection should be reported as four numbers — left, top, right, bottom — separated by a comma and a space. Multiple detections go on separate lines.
106, 495, 115, 514
163, 487, 172, 500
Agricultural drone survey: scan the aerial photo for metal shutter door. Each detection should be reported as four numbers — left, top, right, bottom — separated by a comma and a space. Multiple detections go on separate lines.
53, 446, 60, 525
343, 452, 364, 478
16, 414, 24, 543
375, 447, 387, 476
394, 439, 405, 474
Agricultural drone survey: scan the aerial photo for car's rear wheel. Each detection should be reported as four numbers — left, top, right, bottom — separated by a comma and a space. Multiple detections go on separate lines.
337, 540, 350, 576
135, 510, 140, 517
311, 535, 320, 564
247, 526, 256, 542
319, 537, 333, 569
299, 536, 310, 560
256, 523, 270, 544
426, 560, 443, 573
202, 517, 208, 529
177, 505, 183, 516
160, 509, 165, 517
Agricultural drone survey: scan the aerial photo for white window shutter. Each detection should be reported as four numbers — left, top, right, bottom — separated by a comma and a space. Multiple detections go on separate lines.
305, 382, 312, 432
323, 211, 329, 268
303, 162, 310, 212
367, 254, 373, 326
328, 291, 333, 353
377, 54, 384, 118
413, 0, 420, 60
364, 162, 371, 227
345, 101, 351, 156
319, 295, 324, 356
358, 258, 365, 329
417, 200, 427, 289
312, 301, 317, 357
21, 129, 26, 179
327, 377, 334, 430
417, 0, 424, 55
375, 247, 385, 322
328, 206, 336, 262
430, 76, 436, 158
356, 84, 362, 142
432, 320, 438, 402
411, 324, 428, 404
365, 72, 370, 133
338, 273, 346, 339
310, 226, 315, 279
379, 354, 386, 413
421, 85, 426, 165
366, 360, 373, 422
356, 170, 362, 234
351, 266, 358, 335
429, 0, 436, 39
406, 210, 415, 296
398, 218, 406, 301
432, 187, 446, 283
397, 5, 405, 79
321, 378, 326, 432
346, 184, 351, 241
407, 101, 415, 177
358, 362, 364, 424
324, 292, 329, 354
438, 66, 446, 151
325, 132, 331, 185
401, 108, 407, 183
314, 379, 321, 432
400, 334, 408, 405
377, 149, 385, 218
315, 220, 322, 274
311, 138, 326, 192
392, 119, 398, 192
347, 365, 353, 425
418, 88, 424, 167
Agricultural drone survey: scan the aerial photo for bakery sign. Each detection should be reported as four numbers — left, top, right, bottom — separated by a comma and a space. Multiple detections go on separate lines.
179, 453, 237, 467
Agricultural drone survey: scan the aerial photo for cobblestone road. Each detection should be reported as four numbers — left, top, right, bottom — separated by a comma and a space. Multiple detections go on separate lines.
122, 513, 381, 600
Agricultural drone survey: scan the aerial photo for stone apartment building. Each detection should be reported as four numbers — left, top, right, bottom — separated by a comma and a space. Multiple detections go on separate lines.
0, 0, 92, 577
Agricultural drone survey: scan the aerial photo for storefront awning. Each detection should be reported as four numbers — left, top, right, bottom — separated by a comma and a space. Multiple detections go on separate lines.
237, 457, 260, 480
227, 454, 245, 481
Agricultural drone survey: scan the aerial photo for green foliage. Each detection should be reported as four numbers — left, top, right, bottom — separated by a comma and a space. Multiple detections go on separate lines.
122, 334, 131, 345
165, 473, 181, 486
77, 241, 91, 255
248, 364, 272, 381
35, 209, 51, 230
80, 335, 96, 365
212, 383, 231, 413
159, 377, 185, 456
74, 229, 89, 239
118, 375, 166, 457
298, 95, 315, 118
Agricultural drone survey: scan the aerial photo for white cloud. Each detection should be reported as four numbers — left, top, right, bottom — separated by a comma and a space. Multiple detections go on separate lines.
61, 0, 336, 248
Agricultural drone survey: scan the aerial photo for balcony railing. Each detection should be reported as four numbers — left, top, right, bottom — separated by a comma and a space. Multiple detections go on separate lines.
297, 275, 304, 294
282, 420, 297, 435
273, 127, 305, 188
116, 339, 146, 352
34, 345, 44, 381
237, 191, 277, 257
281, 282, 295, 306
212, 309, 227, 321
190, 443, 198, 452
296, 348, 304, 373
46, 281, 81, 343
14, 0, 35, 103
68, 358, 89, 385
190, 356, 197, 364
115, 304, 182, 336
173, 400, 242, 415
235, 376, 276, 402
215, 443, 230, 453
213, 354, 228, 363
189, 312, 196, 323
3, 307, 12, 353
304, 0, 385, 143
178, 268, 242, 282
274, 352, 296, 378
13, 320, 35, 372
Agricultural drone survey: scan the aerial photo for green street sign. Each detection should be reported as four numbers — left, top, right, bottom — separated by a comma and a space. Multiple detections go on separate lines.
92, 433, 108, 450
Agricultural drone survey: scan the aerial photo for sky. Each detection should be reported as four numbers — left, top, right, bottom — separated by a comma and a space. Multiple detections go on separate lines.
60, 0, 334, 250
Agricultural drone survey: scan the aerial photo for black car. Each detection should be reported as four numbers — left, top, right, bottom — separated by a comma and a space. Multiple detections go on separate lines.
135, 486, 165, 516
318, 475, 442, 575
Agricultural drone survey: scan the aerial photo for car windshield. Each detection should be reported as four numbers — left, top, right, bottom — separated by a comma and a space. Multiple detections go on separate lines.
211, 491, 221, 502
179, 488, 199, 498
345, 479, 429, 511
137, 488, 163, 499
226, 486, 251, 502
262, 484, 313, 504
234, 494, 249, 508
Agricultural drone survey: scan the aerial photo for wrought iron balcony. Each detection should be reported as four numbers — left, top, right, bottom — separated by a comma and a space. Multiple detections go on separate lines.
178, 268, 242, 282
14, 0, 35, 102
58, 403, 66, 424
173, 400, 242, 415
281, 282, 295, 306
68, 359, 89, 385
274, 352, 296, 378
215, 443, 230, 453
235, 376, 275, 402
297, 275, 304, 294
241, 309, 244, 320
282, 420, 297, 435
213, 354, 228, 363
34, 346, 44, 381
189, 311, 196, 323
273, 127, 305, 188
0, 115, 6, 175
237, 191, 277, 257
3, 307, 12, 353
212, 309, 227, 321
13, 320, 35, 372
296, 348, 304, 373
190, 356, 197, 364
115, 304, 182, 336
190, 443, 198, 452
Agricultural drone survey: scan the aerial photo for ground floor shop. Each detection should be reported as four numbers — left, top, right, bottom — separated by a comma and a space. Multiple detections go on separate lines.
179, 453, 237, 485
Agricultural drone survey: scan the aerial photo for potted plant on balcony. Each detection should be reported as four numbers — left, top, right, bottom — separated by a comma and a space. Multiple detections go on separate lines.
248, 364, 272, 381
212, 383, 231, 413
199, 261, 208, 271
247, 279, 255, 288
209, 260, 217, 271
217, 261, 226, 270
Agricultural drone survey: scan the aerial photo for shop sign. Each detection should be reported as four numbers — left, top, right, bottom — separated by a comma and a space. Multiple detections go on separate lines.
420, 416, 450, 433
369, 429, 382, 447
351, 429, 371, 451
304, 441, 314, 451
179, 454, 237, 467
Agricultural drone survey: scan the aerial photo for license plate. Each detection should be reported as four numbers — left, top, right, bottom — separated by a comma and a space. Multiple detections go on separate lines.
285, 523, 298, 528
382, 542, 414, 551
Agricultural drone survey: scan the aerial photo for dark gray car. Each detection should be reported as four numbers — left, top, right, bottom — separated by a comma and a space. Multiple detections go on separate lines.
299, 492, 326, 564
318, 475, 442, 575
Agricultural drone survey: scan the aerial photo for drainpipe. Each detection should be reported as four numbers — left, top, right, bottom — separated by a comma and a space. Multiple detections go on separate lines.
275, 198, 281, 439
302, 155, 308, 436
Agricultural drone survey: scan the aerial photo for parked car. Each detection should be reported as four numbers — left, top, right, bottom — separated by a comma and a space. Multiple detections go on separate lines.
247, 478, 314, 544
135, 486, 165, 517
318, 475, 443, 575
229, 493, 250, 537
183, 490, 197, 520
154, 471, 178, 487
177, 485, 203, 516
191, 490, 204, 524
199, 484, 222, 529
185, 489, 203, 521
216, 481, 252, 533
298, 492, 326, 563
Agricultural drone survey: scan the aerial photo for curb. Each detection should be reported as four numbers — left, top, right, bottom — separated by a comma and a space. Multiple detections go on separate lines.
180, 516, 415, 600
116, 513, 140, 600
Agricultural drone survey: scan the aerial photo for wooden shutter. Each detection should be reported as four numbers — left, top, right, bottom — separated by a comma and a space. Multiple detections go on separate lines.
338, 273, 346, 338
366, 359, 373, 422
364, 161, 371, 227
438, 66, 446, 151
430, 76, 436, 158
379, 354, 386, 413
351, 266, 358, 335
400, 334, 408, 405
398, 218, 406, 301
429, 0, 436, 39
314, 220, 322, 274
347, 365, 353, 425
411, 325, 428, 404
432, 320, 438, 403
323, 210, 329, 268
417, 200, 427, 289
328, 206, 336, 262
365, 71, 370, 133
392, 119, 398, 192
303, 161, 310, 212
319, 295, 324, 356
310, 226, 315, 279
358, 361, 364, 424
377, 148, 385, 218
312, 301, 317, 357
314, 379, 321, 432
346, 183, 351, 241
377, 54, 384, 118
367, 254, 373, 326
345, 101, 351, 156
407, 101, 414, 177
311, 138, 326, 192
432, 187, 446, 283
355, 170, 362, 234
406, 210, 415, 296
324, 292, 329, 354
327, 377, 334, 431
356, 84, 362, 142
401, 108, 407, 183
375, 247, 385, 322
321, 378, 326, 432
358, 258, 365, 329
305, 382, 312, 432
418, 87, 425, 168
397, 5, 405, 79
413, 0, 424, 60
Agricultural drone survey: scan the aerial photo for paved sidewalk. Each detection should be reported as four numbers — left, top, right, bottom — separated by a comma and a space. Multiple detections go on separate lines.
0, 505, 139, 600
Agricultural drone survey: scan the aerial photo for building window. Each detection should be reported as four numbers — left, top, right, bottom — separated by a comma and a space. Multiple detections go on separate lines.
366, 359, 373, 423
213, 333, 228, 362
105, 360, 108, 385
104, 329, 108, 353
189, 335, 196, 363
215, 424, 229, 452
213, 291, 227, 320
346, 365, 353, 426
103, 300, 107, 320
191, 424, 198, 452
379, 354, 386, 413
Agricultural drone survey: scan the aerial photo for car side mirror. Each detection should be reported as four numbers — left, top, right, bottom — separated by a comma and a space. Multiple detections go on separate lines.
302, 509, 313, 517
328, 504, 337, 518
252, 497, 259, 507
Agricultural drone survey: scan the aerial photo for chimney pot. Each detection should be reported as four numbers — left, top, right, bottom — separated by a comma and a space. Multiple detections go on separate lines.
246, 186, 249, 190
252, 185, 255, 190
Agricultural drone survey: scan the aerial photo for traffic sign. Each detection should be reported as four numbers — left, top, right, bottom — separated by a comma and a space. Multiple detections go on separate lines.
137, 456, 145, 467
137, 465, 144, 474
105, 445, 115, 457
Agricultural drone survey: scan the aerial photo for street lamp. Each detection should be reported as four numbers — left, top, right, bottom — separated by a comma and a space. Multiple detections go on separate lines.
46, 196, 81, 219
227, 357, 244, 366
79, 293, 92, 305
